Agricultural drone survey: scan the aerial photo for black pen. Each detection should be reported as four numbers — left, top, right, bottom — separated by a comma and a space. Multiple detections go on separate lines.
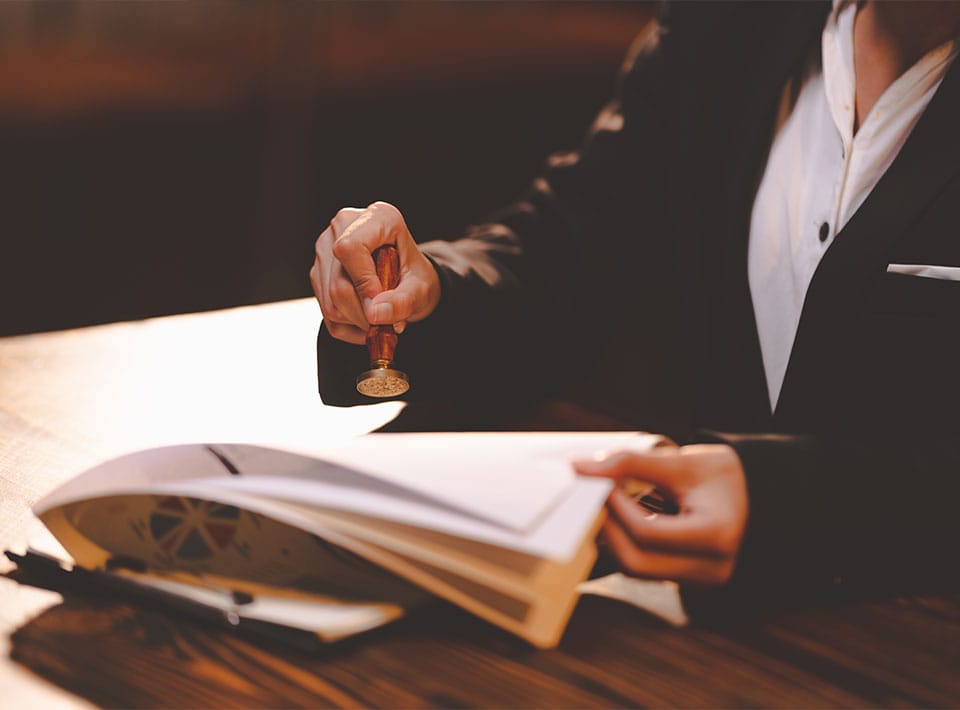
5, 548, 324, 653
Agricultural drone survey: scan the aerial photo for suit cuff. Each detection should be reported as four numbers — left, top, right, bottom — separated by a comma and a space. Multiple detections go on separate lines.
679, 430, 844, 622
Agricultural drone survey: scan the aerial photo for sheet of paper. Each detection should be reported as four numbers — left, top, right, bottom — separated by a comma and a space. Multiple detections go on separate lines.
36, 433, 661, 536
262, 432, 659, 531
215, 475, 614, 561
578, 573, 689, 628
134, 574, 409, 641
37, 469, 611, 562
31, 300, 407, 466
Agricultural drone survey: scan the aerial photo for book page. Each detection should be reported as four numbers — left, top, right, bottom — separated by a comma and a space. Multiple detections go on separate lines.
288, 506, 599, 603
278, 432, 654, 530
221, 475, 613, 561
45, 494, 426, 606
36, 433, 660, 539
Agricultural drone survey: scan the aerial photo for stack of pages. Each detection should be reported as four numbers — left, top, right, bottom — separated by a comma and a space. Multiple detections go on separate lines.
33, 432, 660, 648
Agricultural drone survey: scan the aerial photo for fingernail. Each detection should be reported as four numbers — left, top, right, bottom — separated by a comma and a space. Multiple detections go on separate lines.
572, 459, 598, 472
370, 302, 394, 323
394, 321, 406, 334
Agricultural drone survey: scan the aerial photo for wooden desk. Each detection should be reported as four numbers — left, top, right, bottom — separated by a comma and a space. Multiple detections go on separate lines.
1, 300, 958, 708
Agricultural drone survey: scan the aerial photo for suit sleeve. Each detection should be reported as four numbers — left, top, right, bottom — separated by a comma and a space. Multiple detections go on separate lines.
682, 430, 960, 620
317, 14, 679, 406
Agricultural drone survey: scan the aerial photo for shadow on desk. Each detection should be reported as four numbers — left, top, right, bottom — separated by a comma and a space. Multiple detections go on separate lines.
7, 563, 960, 708
5, 575, 668, 708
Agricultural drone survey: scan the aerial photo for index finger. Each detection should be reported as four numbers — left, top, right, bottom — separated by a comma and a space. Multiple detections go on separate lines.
574, 449, 690, 498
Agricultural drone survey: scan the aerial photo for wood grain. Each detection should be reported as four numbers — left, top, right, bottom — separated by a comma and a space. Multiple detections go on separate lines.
1, 299, 958, 708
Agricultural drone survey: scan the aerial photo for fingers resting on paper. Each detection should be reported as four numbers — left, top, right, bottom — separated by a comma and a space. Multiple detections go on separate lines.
575, 444, 749, 586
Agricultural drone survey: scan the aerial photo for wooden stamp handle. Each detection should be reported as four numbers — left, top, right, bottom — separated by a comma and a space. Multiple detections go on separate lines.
366, 245, 400, 365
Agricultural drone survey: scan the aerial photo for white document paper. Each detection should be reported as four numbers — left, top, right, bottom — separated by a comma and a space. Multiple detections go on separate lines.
209, 475, 613, 561
36, 432, 660, 539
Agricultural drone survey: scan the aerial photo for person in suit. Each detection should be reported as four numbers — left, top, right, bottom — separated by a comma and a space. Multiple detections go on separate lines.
310, 1, 960, 614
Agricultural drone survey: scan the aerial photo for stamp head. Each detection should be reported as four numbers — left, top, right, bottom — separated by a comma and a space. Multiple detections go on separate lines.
356, 367, 410, 398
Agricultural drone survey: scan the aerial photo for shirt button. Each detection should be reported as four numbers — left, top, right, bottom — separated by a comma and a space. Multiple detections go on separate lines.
819, 222, 830, 243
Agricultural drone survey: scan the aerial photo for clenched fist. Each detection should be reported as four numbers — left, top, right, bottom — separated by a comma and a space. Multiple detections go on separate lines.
310, 201, 441, 344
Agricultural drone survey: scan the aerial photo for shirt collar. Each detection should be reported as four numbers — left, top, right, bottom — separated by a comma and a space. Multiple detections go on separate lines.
821, 0, 959, 147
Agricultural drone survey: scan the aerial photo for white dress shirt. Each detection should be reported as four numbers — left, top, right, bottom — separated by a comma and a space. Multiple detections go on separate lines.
747, 1, 958, 410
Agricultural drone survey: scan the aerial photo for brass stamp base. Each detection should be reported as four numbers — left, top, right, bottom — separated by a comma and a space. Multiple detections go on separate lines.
356, 367, 409, 398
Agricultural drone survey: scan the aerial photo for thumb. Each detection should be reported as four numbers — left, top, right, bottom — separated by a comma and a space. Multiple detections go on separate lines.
366, 278, 421, 325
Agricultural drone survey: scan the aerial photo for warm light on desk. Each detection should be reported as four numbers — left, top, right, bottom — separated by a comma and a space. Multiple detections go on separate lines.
0, 299, 402, 468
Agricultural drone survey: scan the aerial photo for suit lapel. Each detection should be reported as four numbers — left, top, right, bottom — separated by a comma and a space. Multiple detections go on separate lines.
775, 56, 960, 427
714, 1, 829, 428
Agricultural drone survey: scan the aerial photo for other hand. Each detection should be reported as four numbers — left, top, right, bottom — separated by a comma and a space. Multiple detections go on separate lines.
310, 201, 441, 344
575, 444, 748, 586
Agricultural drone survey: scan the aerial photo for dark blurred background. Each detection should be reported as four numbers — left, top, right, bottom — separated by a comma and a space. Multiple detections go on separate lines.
0, 1, 655, 336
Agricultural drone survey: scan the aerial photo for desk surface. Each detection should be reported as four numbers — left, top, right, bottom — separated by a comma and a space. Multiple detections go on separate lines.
1, 299, 958, 708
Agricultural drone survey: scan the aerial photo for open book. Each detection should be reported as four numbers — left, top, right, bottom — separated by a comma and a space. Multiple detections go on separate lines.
31, 432, 661, 648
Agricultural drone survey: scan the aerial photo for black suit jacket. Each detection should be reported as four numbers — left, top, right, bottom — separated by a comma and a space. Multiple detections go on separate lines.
318, 2, 960, 614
